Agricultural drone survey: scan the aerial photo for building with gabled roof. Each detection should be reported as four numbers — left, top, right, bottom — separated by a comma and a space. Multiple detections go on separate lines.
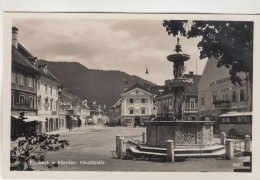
156, 71, 201, 121
11, 27, 42, 139
108, 98, 122, 125
198, 57, 251, 132
120, 82, 161, 126
88, 101, 108, 124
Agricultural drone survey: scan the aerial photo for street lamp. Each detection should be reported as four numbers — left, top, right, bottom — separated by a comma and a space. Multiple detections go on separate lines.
57, 85, 63, 130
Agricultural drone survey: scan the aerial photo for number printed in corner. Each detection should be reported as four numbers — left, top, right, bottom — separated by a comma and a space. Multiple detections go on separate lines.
232, 163, 240, 167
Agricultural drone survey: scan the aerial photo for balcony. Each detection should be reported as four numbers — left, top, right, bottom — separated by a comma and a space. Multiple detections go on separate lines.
13, 102, 31, 109
184, 108, 198, 112
213, 100, 231, 109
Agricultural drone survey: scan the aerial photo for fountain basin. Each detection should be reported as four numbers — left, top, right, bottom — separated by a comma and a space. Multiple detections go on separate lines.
145, 121, 214, 147
167, 54, 190, 62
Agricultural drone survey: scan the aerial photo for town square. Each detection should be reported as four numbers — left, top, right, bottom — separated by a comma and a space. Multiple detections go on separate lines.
7, 16, 253, 173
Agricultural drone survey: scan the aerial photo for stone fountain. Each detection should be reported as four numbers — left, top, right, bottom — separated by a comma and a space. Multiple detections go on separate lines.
145, 38, 215, 147
126, 38, 225, 160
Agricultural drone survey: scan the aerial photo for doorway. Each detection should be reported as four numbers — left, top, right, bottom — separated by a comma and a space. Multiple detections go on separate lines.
134, 116, 141, 126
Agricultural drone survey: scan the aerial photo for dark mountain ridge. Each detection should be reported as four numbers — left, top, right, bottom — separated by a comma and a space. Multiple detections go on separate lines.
39, 60, 156, 109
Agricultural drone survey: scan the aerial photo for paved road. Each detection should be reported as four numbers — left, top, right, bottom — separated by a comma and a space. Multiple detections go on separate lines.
33, 125, 248, 172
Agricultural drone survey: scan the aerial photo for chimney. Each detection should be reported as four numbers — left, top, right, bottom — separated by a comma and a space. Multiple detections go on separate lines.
124, 80, 129, 91
12, 27, 18, 49
189, 71, 194, 75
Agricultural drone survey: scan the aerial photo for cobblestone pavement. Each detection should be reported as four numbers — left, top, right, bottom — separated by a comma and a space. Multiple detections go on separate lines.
32, 125, 249, 172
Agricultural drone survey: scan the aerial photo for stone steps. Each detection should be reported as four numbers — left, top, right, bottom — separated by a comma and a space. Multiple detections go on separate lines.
136, 144, 225, 154
128, 145, 226, 159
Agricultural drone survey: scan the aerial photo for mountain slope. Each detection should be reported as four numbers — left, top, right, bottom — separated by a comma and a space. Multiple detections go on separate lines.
39, 60, 156, 109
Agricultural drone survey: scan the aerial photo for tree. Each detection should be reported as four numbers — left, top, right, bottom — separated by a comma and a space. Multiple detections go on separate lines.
10, 134, 69, 171
162, 20, 253, 86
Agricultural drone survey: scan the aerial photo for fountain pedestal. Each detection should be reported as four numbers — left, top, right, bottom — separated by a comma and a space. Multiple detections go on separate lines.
145, 121, 214, 147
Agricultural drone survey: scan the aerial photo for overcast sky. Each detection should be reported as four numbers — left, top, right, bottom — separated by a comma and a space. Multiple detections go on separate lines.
13, 19, 207, 85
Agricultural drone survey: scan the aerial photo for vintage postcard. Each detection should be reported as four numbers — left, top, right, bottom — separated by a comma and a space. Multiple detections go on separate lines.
2, 12, 260, 180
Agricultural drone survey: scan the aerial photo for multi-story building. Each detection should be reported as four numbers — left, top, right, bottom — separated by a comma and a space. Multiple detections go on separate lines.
156, 72, 201, 121
198, 57, 252, 129
11, 27, 42, 139
120, 82, 159, 126
81, 100, 91, 125
89, 102, 108, 124
108, 99, 122, 125
35, 61, 61, 133
59, 88, 82, 129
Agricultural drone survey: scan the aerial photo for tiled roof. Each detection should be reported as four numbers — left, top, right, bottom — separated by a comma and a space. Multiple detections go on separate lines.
12, 46, 39, 74
37, 60, 60, 83
157, 74, 201, 97
123, 82, 151, 93
149, 86, 164, 95
123, 82, 163, 96
112, 98, 121, 109
17, 43, 34, 58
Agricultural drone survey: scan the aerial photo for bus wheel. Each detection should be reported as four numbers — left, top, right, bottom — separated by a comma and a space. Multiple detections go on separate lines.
229, 129, 237, 137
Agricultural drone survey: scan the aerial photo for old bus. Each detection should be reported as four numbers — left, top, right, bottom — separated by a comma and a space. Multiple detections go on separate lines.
219, 111, 252, 137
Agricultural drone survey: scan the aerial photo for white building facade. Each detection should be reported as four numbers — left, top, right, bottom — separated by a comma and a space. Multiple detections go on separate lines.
120, 83, 156, 126
36, 64, 60, 133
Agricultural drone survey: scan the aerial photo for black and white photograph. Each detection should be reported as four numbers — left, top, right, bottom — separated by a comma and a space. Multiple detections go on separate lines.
1, 3, 260, 179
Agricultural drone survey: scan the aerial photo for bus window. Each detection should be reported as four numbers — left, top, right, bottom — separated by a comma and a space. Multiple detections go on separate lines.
231, 116, 237, 123
244, 116, 251, 124
226, 117, 231, 123
237, 116, 243, 123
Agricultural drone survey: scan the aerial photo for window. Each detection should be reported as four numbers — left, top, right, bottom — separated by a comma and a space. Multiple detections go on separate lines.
130, 109, 134, 114
232, 91, 237, 102
17, 74, 24, 86
11, 72, 16, 84
38, 98, 42, 110
45, 84, 48, 93
237, 116, 243, 123
142, 99, 145, 103
212, 94, 217, 103
50, 101, 53, 111
190, 100, 195, 109
27, 77, 33, 88
29, 96, 34, 108
37, 82, 40, 90
142, 109, 145, 114
243, 116, 251, 124
201, 97, 204, 106
130, 98, 133, 103
240, 89, 245, 102
153, 107, 156, 110
222, 93, 228, 101
11, 93, 14, 107
19, 95, 25, 103
153, 99, 156, 103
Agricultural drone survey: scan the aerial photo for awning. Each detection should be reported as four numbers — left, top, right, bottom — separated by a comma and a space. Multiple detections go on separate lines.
219, 111, 252, 117
70, 116, 78, 121
11, 116, 20, 119
23, 116, 47, 122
